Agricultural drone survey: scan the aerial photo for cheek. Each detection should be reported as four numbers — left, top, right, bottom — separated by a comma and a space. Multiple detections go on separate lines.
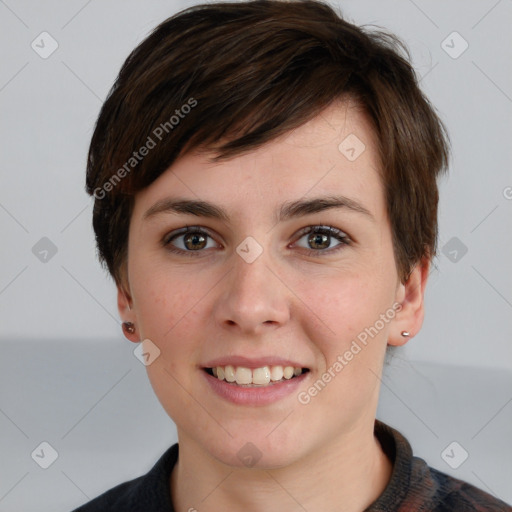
294, 269, 395, 410
130, 268, 208, 411
129, 263, 205, 350
311, 280, 392, 394
300, 270, 392, 347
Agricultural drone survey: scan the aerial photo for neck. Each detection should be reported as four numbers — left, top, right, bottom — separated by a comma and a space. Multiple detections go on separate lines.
170, 419, 393, 512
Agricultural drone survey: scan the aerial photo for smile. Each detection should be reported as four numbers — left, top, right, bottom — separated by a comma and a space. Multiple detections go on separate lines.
205, 365, 309, 386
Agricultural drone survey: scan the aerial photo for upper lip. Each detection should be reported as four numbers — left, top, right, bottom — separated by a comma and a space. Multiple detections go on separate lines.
202, 355, 308, 369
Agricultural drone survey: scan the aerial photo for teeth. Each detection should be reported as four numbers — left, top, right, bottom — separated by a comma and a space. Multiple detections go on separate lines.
224, 364, 236, 382
211, 365, 304, 386
283, 366, 294, 379
252, 366, 270, 385
235, 367, 252, 385
270, 365, 283, 382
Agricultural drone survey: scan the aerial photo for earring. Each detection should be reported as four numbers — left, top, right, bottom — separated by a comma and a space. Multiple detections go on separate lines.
122, 322, 136, 334
401, 331, 410, 337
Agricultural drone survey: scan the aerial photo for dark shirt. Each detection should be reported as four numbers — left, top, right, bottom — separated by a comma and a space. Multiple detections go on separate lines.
72, 420, 511, 511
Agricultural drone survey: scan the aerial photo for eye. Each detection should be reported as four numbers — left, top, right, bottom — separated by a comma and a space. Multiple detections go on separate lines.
163, 226, 219, 255
293, 225, 351, 255
162, 224, 351, 257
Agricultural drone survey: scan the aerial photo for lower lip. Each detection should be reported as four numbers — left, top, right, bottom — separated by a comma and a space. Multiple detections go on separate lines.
202, 370, 308, 406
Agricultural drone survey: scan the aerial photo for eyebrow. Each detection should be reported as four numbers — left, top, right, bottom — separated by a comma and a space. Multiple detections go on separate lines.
143, 195, 375, 223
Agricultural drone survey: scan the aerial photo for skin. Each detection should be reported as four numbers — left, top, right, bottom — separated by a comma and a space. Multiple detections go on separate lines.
118, 100, 430, 512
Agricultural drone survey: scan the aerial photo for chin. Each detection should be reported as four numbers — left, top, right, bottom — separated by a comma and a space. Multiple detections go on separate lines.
201, 431, 307, 470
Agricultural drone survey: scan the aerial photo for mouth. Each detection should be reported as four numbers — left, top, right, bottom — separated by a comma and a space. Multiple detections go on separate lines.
203, 365, 310, 387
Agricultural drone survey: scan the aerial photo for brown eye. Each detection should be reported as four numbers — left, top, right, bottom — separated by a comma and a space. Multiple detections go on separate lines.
183, 232, 207, 250
307, 232, 330, 250
163, 226, 218, 255
294, 226, 351, 255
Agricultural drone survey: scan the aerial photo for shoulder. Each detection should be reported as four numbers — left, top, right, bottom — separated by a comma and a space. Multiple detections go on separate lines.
70, 444, 179, 512
371, 421, 511, 511
72, 476, 145, 511
421, 465, 512, 512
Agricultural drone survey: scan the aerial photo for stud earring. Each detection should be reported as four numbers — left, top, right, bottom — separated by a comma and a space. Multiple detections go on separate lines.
122, 322, 136, 334
401, 331, 410, 337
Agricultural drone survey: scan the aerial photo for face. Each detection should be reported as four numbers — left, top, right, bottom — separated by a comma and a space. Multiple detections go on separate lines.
121, 101, 415, 469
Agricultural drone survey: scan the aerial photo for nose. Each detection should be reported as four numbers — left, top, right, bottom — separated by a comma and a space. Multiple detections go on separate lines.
213, 245, 291, 335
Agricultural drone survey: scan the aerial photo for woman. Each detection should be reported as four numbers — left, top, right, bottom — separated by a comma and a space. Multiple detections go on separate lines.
74, 1, 511, 510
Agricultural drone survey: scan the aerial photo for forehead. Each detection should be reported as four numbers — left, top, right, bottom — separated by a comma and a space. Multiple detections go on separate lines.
132, 101, 384, 223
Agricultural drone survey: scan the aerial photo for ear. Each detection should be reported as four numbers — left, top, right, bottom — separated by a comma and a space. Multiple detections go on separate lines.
388, 257, 430, 346
117, 283, 139, 343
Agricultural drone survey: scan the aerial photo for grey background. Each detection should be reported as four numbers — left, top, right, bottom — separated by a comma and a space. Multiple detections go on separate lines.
0, 0, 511, 511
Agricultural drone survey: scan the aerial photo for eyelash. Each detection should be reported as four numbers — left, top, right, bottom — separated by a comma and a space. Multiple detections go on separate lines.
162, 225, 352, 257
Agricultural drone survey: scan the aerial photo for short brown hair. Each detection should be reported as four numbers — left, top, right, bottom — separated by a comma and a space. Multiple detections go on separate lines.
86, 0, 449, 285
